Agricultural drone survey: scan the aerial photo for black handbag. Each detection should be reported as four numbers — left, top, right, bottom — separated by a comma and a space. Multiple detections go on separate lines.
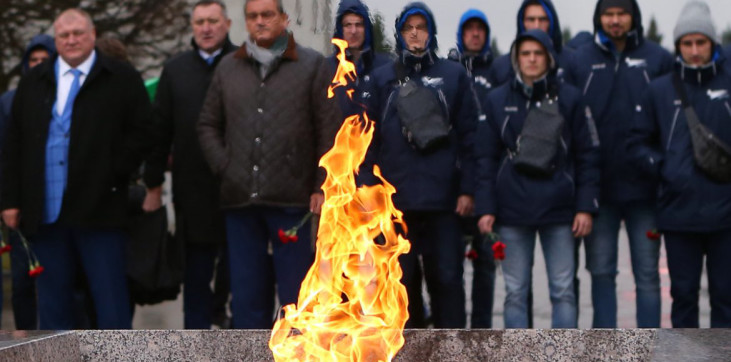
672, 73, 731, 183
394, 62, 451, 152
511, 96, 565, 177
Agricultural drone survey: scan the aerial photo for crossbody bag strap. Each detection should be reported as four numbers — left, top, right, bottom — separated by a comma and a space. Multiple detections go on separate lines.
672, 71, 703, 129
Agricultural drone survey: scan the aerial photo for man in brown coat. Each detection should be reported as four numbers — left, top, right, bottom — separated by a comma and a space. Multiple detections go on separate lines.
197, 0, 340, 329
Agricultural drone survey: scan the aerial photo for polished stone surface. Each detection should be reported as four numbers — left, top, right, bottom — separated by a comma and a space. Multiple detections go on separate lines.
0, 330, 80, 361
650, 329, 731, 362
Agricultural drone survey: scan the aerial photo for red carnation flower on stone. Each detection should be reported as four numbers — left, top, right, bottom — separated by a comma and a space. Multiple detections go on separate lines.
492, 241, 506, 261
465, 249, 478, 260
646, 229, 661, 241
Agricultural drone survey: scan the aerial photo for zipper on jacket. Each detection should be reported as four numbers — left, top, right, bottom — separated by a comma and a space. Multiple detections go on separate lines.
583, 72, 594, 96
642, 70, 650, 84
382, 91, 396, 123
667, 107, 681, 151
437, 88, 450, 119
496, 156, 509, 182
500, 115, 511, 139
724, 101, 731, 118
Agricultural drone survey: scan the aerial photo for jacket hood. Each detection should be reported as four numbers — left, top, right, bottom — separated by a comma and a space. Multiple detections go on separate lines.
21, 34, 56, 74
510, 29, 558, 77
333, 0, 374, 51
457, 9, 490, 57
395, 2, 438, 52
516, 0, 563, 53
592, 0, 644, 50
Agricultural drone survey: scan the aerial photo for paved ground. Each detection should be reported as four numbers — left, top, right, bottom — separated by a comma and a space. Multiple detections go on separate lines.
1, 224, 711, 330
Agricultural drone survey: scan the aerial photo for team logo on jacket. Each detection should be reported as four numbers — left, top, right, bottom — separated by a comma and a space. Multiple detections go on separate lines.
474, 76, 491, 89
625, 58, 647, 68
421, 76, 444, 88
707, 89, 729, 100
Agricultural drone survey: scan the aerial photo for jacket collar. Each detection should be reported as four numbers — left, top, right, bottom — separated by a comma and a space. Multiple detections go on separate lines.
677, 55, 723, 86
41, 49, 112, 86
399, 49, 437, 74
234, 32, 298, 61
513, 73, 556, 101
191, 35, 237, 65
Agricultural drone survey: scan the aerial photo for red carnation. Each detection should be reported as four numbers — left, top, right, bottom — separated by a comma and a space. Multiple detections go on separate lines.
29, 264, 44, 278
646, 229, 661, 241
278, 229, 298, 244
465, 249, 478, 260
492, 241, 506, 261
0, 242, 11, 255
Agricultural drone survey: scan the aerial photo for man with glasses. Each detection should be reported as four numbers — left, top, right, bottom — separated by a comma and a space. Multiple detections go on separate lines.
197, 0, 340, 329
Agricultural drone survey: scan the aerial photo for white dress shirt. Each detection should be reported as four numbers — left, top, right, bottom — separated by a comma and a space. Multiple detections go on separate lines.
56, 50, 96, 115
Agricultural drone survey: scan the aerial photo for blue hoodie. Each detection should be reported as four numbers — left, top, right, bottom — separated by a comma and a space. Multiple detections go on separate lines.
1, 34, 56, 188
486, 0, 572, 88
475, 30, 601, 225
328, 0, 391, 118
565, 0, 673, 205
447, 9, 493, 98
360, 2, 479, 211
628, 45, 731, 232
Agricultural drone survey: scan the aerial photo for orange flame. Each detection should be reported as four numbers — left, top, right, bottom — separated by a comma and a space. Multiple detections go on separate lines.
269, 39, 411, 361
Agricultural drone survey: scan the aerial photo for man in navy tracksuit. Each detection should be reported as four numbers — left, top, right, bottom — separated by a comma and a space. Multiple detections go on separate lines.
476, 29, 600, 328
361, 2, 478, 328
328, 0, 391, 118
565, 0, 673, 328
446, 8, 495, 329
628, 0, 731, 328
487, 0, 571, 88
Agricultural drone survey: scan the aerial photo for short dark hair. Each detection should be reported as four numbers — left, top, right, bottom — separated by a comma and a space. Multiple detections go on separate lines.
194, 0, 229, 19
244, 0, 285, 15
96, 37, 129, 63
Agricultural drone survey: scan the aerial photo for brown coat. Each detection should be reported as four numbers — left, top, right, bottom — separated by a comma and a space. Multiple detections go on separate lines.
197, 34, 340, 209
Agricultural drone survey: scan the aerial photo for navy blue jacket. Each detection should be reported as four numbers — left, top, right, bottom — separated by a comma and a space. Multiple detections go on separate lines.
475, 30, 600, 226
361, 2, 478, 212
628, 52, 731, 232
447, 9, 493, 99
328, 0, 391, 118
486, 0, 572, 87
565, 0, 673, 205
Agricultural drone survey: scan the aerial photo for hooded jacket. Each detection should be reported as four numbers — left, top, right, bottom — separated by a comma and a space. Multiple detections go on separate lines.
1, 34, 57, 202
142, 36, 237, 244
361, 2, 478, 211
475, 30, 600, 225
565, 0, 673, 205
628, 47, 731, 232
447, 9, 493, 98
328, 0, 391, 118
486, 0, 572, 88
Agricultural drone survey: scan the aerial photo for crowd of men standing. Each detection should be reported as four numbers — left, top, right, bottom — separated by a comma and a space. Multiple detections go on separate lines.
0, 0, 729, 331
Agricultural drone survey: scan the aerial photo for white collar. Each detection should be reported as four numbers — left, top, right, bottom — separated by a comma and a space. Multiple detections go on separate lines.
58, 50, 96, 76
198, 48, 222, 61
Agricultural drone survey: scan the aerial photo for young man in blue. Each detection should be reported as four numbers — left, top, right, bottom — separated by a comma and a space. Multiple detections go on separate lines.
628, 0, 731, 328
447, 8, 495, 329
360, 2, 478, 328
476, 29, 600, 328
565, 0, 673, 328
486, 0, 571, 88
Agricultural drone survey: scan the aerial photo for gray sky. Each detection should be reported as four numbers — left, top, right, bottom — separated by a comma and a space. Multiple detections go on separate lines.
362, 0, 731, 56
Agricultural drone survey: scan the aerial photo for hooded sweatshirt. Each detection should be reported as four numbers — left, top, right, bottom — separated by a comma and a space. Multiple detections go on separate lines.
447, 9, 493, 98
486, 0, 571, 88
475, 30, 600, 225
1, 34, 57, 190
360, 2, 478, 211
328, 0, 391, 118
566, 0, 673, 205
628, 3, 731, 232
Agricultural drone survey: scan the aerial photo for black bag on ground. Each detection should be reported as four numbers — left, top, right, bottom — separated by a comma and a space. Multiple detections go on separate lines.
511, 97, 565, 177
126, 206, 183, 305
394, 63, 450, 152
672, 73, 731, 183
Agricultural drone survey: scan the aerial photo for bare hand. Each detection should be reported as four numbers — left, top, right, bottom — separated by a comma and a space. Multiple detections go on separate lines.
310, 193, 325, 215
572, 212, 593, 238
455, 195, 474, 217
1, 209, 21, 229
477, 214, 495, 234
142, 186, 163, 212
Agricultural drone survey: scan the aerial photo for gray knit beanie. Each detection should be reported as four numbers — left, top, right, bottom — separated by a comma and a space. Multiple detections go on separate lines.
673, 0, 717, 43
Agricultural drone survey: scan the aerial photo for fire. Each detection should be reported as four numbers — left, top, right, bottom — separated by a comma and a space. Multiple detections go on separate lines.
269, 39, 411, 361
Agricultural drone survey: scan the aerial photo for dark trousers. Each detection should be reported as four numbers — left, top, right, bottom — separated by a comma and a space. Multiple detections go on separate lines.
470, 230, 496, 329
183, 243, 229, 329
400, 211, 466, 328
9, 231, 38, 329
31, 224, 131, 329
664, 230, 731, 328
225, 206, 314, 329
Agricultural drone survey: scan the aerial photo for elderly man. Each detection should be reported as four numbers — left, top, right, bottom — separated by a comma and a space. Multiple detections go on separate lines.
197, 0, 340, 329
360, 1, 478, 328
629, 0, 731, 328
143, 0, 236, 330
1, 8, 153, 329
